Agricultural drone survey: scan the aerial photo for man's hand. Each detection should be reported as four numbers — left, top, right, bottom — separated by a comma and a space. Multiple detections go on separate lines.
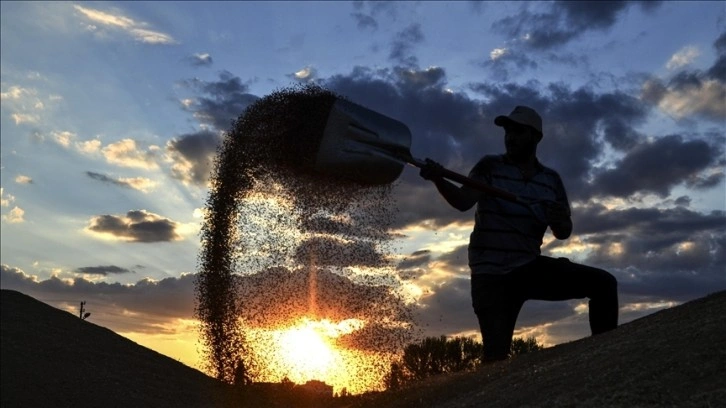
545, 201, 572, 239
545, 201, 570, 225
419, 158, 445, 181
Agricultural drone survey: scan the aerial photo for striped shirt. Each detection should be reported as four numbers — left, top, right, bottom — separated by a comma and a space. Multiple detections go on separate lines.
467, 154, 570, 275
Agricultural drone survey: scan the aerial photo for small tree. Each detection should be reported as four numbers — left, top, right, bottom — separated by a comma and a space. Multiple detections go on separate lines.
390, 336, 483, 388
387, 335, 544, 390
79, 301, 91, 320
510, 336, 543, 357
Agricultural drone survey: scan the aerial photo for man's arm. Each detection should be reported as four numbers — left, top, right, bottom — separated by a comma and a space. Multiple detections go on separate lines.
420, 159, 480, 211
431, 178, 479, 211
546, 203, 572, 239
547, 173, 573, 239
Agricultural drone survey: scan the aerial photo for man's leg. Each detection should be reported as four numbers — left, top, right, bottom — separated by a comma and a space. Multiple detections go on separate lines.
471, 273, 524, 361
509, 256, 619, 334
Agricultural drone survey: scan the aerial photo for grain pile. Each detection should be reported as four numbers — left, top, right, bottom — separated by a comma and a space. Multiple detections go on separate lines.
196, 84, 414, 392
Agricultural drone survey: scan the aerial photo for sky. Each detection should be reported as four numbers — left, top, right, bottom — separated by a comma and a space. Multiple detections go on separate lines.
1, 0, 725, 386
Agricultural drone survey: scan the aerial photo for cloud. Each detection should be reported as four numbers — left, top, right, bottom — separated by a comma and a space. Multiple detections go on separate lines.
396, 250, 433, 271
187, 53, 213, 67
76, 139, 102, 154
0, 264, 196, 334
85, 172, 157, 193
50, 130, 76, 147
86, 210, 183, 242
14, 175, 33, 184
573, 207, 726, 300
553, 203, 726, 300
351, 12, 377, 31
666, 46, 701, 70
0, 85, 47, 125
73, 4, 177, 45
101, 139, 161, 169
2, 206, 25, 224
1, 188, 16, 207
179, 71, 259, 130
641, 34, 726, 122
350, 1, 399, 31
164, 130, 222, 186
641, 77, 726, 121
75, 265, 133, 276
291, 66, 319, 83
491, 1, 662, 50
389, 23, 424, 66
9, 113, 40, 125
590, 135, 724, 198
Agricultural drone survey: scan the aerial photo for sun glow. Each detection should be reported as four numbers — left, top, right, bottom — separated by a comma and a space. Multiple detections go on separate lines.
277, 320, 338, 377
247, 317, 393, 394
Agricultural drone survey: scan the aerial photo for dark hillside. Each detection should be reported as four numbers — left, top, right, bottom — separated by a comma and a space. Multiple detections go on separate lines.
1, 289, 234, 408
353, 290, 726, 408
2, 289, 725, 407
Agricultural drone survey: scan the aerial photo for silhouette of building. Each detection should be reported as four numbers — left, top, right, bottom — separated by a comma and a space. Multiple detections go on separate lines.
296, 380, 333, 398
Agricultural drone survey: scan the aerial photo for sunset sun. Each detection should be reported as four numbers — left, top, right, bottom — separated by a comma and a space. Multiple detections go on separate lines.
246, 317, 395, 393
278, 320, 337, 377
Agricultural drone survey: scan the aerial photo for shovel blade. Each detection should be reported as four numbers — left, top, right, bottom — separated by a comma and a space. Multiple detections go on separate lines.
314, 99, 412, 185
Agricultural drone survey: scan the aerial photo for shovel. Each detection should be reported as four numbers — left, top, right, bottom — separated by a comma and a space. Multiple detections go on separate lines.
313, 98, 522, 203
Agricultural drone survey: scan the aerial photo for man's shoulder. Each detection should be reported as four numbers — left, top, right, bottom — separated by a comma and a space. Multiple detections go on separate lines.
473, 154, 506, 167
470, 154, 505, 175
538, 162, 563, 179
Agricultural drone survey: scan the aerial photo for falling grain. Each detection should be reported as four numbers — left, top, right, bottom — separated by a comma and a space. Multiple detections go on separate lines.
195, 84, 413, 393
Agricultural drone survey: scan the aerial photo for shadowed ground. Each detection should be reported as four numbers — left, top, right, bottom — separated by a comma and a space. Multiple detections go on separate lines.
2, 289, 725, 407
0, 290, 236, 408
352, 290, 726, 408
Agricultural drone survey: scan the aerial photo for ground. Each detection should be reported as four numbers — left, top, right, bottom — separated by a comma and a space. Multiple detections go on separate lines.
2, 289, 725, 408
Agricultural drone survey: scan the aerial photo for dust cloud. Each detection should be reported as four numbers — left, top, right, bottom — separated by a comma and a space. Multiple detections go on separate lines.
196, 84, 414, 393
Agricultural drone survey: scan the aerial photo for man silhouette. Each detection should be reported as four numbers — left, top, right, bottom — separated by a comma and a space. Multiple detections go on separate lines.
420, 106, 618, 362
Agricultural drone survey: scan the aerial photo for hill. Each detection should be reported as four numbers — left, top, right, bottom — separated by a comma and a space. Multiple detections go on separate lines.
353, 290, 726, 408
0, 289, 235, 408
2, 289, 725, 407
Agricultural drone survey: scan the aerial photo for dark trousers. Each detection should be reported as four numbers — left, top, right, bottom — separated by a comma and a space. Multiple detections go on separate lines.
471, 256, 618, 362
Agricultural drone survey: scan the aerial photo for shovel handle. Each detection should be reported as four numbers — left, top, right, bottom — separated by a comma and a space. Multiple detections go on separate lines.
409, 157, 519, 203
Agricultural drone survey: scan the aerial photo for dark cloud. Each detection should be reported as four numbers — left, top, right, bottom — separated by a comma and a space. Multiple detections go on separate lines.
414, 275, 477, 337
85, 171, 153, 192
436, 245, 469, 269
469, 81, 651, 201
315, 61, 726, 323
0, 264, 196, 334
180, 70, 259, 130
75, 265, 132, 276
540, 204, 726, 300
166, 130, 222, 186
351, 12, 377, 31
397, 250, 432, 270
590, 135, 723, 198
321, 64, 672, 226
479, 50, 539, 82
86, 171, 131, 188
492, 1, 662, 50
87, 210, 182, 243
186, 53, 213, 67
642, 33, 726, 123
351, 1, 399, 31
570, 203, 725, 237
389, 24, 424, 66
